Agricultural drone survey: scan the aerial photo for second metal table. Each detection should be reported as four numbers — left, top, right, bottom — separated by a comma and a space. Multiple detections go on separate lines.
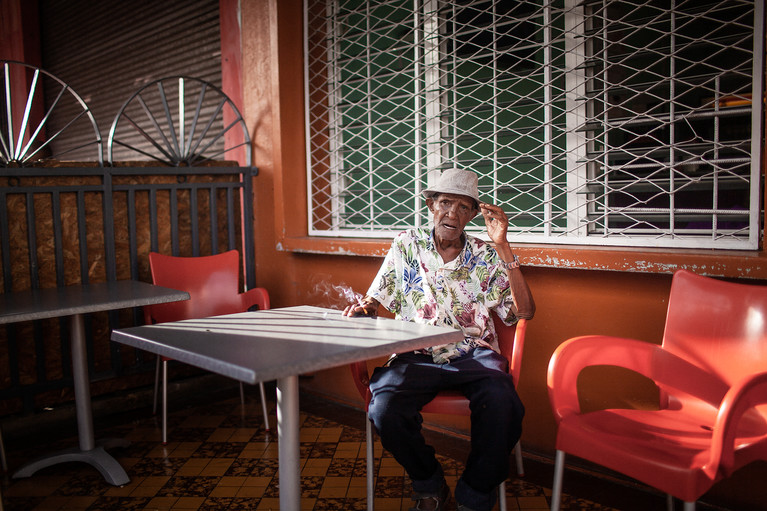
2, 280, 189, 486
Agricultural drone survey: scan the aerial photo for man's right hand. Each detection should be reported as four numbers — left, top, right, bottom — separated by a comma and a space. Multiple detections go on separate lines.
342, 297, 379, 317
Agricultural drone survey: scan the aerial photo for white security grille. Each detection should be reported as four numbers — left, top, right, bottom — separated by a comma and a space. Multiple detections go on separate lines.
305, 0, 764, 249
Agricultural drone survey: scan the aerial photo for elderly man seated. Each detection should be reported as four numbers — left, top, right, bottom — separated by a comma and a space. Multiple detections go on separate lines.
344, 169, 535, 511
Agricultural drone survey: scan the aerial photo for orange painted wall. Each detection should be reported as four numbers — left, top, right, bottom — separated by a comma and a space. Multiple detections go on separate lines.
236, 1, 767, 508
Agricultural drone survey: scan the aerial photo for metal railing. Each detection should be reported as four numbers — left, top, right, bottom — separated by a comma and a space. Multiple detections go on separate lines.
0, 164, 258, 415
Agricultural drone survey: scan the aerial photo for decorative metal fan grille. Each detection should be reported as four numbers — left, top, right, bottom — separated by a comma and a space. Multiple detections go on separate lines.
0, 61, 102, 166
108, 76, 251, 167
305, 0, 763, 249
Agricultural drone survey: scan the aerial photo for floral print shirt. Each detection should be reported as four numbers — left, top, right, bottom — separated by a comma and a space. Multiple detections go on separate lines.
367, 228, 517, 363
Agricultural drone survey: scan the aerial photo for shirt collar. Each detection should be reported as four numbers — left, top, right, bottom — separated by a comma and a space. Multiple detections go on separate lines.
428, 228, 471, 268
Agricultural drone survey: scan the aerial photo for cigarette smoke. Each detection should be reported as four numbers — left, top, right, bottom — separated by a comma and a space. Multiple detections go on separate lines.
308, 274, 364, 310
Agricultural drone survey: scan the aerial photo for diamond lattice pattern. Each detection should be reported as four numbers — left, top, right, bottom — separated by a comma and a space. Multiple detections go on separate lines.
306, 0, 762, 249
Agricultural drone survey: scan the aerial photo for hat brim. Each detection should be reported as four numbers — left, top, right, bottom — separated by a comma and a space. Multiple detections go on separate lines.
422, 188, 480, 205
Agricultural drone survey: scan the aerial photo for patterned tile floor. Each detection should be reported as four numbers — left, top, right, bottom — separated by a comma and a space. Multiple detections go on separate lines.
0, 382, 672, 510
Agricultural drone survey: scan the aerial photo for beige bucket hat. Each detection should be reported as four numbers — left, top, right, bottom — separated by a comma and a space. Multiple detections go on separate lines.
422, 169, 480, 205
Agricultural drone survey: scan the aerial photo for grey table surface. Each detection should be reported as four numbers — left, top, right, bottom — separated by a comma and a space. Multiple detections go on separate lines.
110, 305, 464, 384
0, 280, 190, 324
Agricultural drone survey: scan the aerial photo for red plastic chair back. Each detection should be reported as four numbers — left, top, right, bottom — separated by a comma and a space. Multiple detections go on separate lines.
143, 250, 268, 324
661, 270, 767, 405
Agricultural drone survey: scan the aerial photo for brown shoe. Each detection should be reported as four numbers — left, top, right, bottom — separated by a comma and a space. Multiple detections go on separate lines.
409, 482, 451, 511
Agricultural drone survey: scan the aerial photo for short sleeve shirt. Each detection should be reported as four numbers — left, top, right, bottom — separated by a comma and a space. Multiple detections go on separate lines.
367, 228, 517, 363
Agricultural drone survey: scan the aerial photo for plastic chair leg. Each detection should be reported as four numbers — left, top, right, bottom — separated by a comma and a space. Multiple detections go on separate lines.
0, 425, 7, 472
498, 440, 524, 511
499, 480, 507, 511
162, 359, 168, 445
258, 382, 271, 431
153, 356, 161, 415
365, 412, 375, 511
240, 382, 270, 431
514, 440, 524, 477
666, 493, 696, 511
550, 450, 565, 511
156, 359, 271, 442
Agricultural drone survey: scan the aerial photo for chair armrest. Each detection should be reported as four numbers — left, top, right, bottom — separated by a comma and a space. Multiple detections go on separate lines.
241, 287, 270, 311
710, 371, 767, 477
547, 335, 660, 422
509, 318, 526, 387
491, 317, 526, 387
548, 335, 731, 424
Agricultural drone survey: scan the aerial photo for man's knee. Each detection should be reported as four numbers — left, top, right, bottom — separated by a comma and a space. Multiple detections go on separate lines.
472, 377, 524, 420
367, 393, 390, 429
369, 394, 425, 445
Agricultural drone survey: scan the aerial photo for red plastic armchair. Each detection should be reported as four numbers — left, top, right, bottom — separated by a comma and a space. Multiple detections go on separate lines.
143, 250, 271, 444
547, 270, 767, 511
351, 315, 527, 511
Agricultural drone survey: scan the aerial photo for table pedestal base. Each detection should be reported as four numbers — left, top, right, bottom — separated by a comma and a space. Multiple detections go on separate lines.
12, 438, 130, 486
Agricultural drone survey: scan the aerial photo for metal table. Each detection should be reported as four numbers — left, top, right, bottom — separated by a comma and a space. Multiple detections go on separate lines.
110, 305, 463, 509
1, 280, 189, 486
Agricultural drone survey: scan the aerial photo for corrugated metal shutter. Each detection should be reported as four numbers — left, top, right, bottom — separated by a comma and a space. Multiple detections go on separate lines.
39, 0, 221, 163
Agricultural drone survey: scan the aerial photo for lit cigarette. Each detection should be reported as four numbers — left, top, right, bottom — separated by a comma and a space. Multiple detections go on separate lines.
355, 295, 372, 316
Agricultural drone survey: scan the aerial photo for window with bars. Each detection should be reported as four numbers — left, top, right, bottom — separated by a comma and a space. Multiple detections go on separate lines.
305, 0, 764, 249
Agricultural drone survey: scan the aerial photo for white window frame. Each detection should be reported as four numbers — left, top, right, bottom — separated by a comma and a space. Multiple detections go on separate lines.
304, 0, 765, 249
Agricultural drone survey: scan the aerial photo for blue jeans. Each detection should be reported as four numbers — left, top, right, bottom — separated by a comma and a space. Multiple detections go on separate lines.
368, 347, 524, 511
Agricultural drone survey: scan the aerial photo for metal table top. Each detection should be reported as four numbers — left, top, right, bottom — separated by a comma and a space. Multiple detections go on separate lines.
110, 305, 463, 384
